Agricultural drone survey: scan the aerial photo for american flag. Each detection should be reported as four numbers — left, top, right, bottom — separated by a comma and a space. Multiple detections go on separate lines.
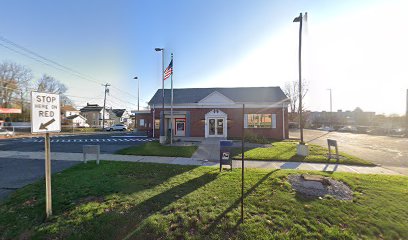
164, 59, 173, 80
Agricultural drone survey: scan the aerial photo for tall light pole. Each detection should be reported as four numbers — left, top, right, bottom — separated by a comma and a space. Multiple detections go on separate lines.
155, 48, 165, 144
293, 12, 305, 143
102, 83, 110, 130
134, 76, 139, 131
294, 12, 309, 156
134, 76, 139, 111
327, 88, 332, 128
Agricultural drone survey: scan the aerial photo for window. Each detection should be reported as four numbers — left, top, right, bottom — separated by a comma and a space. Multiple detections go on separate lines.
139, 119, 145, 127
154, 119, 160, 129
246, 114, 275, 128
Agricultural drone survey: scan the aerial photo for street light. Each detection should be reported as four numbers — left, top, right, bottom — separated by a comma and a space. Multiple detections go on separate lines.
155, 48, 165, 144
293, 12, 309, 156
133, 76, 139, 131
134, 77, 139, 111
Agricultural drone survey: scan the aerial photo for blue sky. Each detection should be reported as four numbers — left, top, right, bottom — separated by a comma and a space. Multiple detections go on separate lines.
0, 0, 407, 115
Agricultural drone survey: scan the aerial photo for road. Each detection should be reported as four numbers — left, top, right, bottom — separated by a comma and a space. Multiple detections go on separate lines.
0, 132, 154, 201
0, 132, 153, 153
290, 129, 408, 175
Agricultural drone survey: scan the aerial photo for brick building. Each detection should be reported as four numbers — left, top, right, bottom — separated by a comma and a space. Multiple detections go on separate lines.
145, 87, 290, 140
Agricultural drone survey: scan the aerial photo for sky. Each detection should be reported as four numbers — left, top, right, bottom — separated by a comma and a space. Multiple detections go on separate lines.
0, 0, 407, 115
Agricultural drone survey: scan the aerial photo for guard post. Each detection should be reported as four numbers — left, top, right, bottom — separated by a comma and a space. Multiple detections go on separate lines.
327, 139, 339, 160
219, 140, 233, 171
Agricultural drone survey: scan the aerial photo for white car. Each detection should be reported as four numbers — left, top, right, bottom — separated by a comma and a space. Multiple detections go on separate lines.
0, 128, 15, 137
107, 124, 127, 131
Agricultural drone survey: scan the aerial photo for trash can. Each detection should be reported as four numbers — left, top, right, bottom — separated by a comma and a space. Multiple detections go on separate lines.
220, 140, 233, 171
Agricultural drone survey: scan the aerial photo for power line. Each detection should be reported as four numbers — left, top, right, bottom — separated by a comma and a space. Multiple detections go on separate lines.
0, 35, 141, 100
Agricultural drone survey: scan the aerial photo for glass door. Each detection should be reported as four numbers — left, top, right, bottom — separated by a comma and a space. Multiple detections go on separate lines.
216, 119, 224, 135
175, 119, 186, 136
209, 119, 216, 135
208, 118, 224, 137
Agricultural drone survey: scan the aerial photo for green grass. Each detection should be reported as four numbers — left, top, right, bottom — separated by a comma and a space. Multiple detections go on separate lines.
116, 141, 198, 158
1, 161, 407, 239
231, 140, 374, 166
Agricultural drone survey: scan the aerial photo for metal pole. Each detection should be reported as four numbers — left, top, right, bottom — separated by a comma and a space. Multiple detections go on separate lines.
170, 53, 174, 145
102, 83, 110, 130
241, 104, 245, 223
297, 12, 304, 144
161, 49, 165, 143
282, 104, 285, 139
134, 77, 139, 132
45, 132, 52, 218
406, 89, 408, 136
152, 105, 155, 138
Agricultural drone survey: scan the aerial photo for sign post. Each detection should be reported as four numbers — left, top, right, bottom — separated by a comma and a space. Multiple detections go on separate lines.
31, 92, 61, 218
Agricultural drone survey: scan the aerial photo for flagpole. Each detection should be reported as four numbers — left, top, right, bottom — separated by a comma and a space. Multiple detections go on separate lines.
170, 53, 174, 145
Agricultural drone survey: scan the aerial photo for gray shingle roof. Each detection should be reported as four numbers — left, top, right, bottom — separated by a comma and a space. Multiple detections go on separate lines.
80, 104, 103, 112
148, 87, 289, 105
111, 109, 125, 117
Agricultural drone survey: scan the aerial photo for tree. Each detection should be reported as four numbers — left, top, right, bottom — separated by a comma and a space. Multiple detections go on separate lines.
35, 74, 72, 105
283, 80, 308, 114
0, 61, 33, 108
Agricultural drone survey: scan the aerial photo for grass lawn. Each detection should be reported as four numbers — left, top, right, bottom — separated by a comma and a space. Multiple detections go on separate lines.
231, 140, 374, 166
1, 161, 407, 239
116, 141, 198, 158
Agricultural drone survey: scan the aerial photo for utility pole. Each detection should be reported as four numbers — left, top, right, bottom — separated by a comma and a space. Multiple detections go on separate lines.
102, 83, 110, 130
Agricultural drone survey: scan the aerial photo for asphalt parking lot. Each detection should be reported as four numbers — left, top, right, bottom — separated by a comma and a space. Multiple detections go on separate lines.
290, 129, 408, 175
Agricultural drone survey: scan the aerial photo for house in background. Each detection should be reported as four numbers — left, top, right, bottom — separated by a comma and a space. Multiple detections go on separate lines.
61, 105, 78, 124
108, 109, 132, 127
147, 87, 290, 141
79, 103, 113, 128
66, 114, 88, 127
61, 105, 80, 118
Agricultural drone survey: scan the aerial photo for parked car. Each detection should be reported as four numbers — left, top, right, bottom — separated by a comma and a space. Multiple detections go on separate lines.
317, 126, 334, 132
0, 128, 15, 137
338, 126, 358, 133
107, 124, 127, 131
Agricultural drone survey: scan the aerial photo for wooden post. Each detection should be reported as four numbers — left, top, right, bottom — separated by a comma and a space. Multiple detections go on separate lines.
45, 133, 52, 218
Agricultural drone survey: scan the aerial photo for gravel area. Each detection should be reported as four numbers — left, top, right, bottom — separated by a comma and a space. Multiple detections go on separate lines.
288, 174, 353, 200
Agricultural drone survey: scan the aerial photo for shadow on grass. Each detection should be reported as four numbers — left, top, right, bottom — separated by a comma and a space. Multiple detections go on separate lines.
120, 171, 219, 239
205, 169, 280, 234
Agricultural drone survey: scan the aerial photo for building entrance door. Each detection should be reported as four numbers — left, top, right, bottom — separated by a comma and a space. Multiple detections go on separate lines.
208, 118, 224, 137
175, 118, 186, 136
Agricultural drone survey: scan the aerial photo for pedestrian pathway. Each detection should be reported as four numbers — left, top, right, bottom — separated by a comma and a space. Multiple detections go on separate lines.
0, 150, 402, 175
192, 137, 225, 160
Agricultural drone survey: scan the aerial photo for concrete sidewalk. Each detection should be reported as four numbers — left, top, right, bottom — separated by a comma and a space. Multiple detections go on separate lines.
0, 150, 402, 175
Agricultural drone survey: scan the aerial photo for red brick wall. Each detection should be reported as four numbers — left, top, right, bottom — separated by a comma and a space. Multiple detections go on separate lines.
152, 107, 288, 140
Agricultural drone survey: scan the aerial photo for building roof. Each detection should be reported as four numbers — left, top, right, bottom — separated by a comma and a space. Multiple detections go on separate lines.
111, 109, 126, 117
66, 114, 85, 120
80, 103, 103, 112
148, 87, 289, 105
61, 105, 78, 112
